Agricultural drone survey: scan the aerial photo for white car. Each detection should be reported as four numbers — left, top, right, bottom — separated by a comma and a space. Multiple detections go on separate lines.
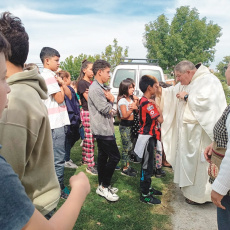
109, 58, 165, 113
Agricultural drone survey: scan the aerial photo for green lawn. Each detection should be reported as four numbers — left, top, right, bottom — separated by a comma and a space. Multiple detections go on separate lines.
57, 126, 174, 230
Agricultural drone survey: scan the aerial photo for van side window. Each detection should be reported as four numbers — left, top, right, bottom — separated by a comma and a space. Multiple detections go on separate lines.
113, 69, 136, 88
140, 70, 162, 81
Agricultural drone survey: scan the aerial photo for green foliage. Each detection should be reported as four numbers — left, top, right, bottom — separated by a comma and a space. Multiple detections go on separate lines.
214, 71, 230, 104
60, 39, 128, 80
216, 56, 230, 76
101, 38, 129, 71
60, 54, 99, 80
144, 6, 222, 72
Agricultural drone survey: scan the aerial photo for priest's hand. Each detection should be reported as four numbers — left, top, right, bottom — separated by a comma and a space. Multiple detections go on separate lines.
204, 142, 213, 163
176, 91, 188, 100
211, 190, 225, 210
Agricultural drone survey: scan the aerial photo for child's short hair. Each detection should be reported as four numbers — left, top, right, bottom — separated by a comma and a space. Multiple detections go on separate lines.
0, 32, 11, 60
56, 70, 70, 80
139, 75, 158, 93
0, 12, 29, 67
92, 59, 111, 76
40, 47, 60, 64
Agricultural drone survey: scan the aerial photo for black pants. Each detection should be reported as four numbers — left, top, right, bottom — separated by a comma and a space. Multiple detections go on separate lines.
140, 137, 156, 195
96, 138, 120, 187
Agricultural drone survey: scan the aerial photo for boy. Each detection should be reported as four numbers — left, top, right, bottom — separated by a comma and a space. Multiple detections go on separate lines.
40, 47, 71, 199
0, 12, 60, 217
134, 75, 163, 204
88, 60, 120, 202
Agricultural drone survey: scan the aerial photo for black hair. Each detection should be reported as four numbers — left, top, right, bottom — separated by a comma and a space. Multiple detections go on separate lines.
125, 78, 135, 100
117, 79, 133, 119
0, 32, 11, 60
139, 75, 158, 93
40, 47, 60, 64
92, 59, 110, 76
76, 59, 92, 87
0, 12, 29, 67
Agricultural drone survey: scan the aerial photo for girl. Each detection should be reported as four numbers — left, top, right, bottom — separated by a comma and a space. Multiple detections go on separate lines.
126, 78, 140, 163
117, 79, 138, 177
56, 71, 81, 169
77, 59, 97, 175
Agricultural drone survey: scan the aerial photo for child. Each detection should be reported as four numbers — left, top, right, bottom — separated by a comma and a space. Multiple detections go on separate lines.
77, 59, 97, 175
88, 60, 120, 202
117, 79, 138, 177
40, 47, 71, 199
56, 70, 81, 169
0, 28, 90, 230
125, 78, 140, 163
134, 75, 163, 205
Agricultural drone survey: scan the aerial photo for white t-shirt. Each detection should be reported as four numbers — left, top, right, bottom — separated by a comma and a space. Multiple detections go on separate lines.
118, 97, 133, 118
41, 68, 70, 129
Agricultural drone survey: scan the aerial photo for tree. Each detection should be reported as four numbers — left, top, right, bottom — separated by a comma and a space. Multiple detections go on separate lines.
214, 56, 230, 104
101, 38, 128, 71
60, 39, 128, 79
60, 54, 99, 80
216, 56, 230, 76
144, 6, 222, 72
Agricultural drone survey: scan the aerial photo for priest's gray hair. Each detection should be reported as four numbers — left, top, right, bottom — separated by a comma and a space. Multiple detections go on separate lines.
174, 60, 196, 73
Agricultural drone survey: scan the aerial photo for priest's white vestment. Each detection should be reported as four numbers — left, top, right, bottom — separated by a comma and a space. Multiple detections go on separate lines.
160, 65, 227, 203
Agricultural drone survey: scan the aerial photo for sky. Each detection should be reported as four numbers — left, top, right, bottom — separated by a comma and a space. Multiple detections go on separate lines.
0, 0, 229, 69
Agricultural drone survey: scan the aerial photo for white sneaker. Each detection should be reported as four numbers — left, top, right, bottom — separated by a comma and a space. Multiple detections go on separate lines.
96, 185, 119, 202
108, 185, 119, 194
65, 160, 78, 169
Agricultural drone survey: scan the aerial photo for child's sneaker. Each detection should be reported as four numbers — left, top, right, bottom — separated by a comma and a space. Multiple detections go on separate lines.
130, 167, 138, 174
130, 154, 140, 163
96, 185, 119, 202
65, 160, 78, 169
121, 167, 137, 177
86, 166, 98, 175
108, 185, 119, 194
140, 193, 161, 205
149, 187, 162, 196
155, 168, 166, 178
115, 165, 121, 170
60, 186, 70, 199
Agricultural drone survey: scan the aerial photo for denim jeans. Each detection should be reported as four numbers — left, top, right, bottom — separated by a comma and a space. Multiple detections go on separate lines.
52, 126, 66, 189
96, 138, 120, 187
217, 195, 230, 230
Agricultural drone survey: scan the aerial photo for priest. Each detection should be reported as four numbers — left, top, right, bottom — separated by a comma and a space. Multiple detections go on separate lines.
158, 60, 226, 204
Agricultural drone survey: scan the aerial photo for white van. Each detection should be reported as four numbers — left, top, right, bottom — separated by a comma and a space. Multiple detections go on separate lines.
109, 58, 165, 111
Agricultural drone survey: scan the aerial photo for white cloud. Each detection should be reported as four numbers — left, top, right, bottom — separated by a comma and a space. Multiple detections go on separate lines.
0, 5, 155, 64
0, 0, 229, 70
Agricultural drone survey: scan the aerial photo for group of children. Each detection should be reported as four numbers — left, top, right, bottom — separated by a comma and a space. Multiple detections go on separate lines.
38, 45, 167, 204
0, 11, 169, 230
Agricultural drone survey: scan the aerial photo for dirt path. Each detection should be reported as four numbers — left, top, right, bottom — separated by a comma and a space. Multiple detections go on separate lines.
171, 184, 217, 230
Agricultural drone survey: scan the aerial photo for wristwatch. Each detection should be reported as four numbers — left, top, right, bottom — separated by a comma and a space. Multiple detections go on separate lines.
184, 94, 189, 101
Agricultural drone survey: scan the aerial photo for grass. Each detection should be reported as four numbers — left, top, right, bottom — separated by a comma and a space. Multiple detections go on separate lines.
57, 125, 174, 230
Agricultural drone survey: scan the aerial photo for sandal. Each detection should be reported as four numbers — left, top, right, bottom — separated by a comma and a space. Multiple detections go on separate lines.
185, 198, 199, 205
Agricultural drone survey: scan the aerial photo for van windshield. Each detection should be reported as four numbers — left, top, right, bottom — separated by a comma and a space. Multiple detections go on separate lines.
140, 69, 162, 81
113, 69, 136, 88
